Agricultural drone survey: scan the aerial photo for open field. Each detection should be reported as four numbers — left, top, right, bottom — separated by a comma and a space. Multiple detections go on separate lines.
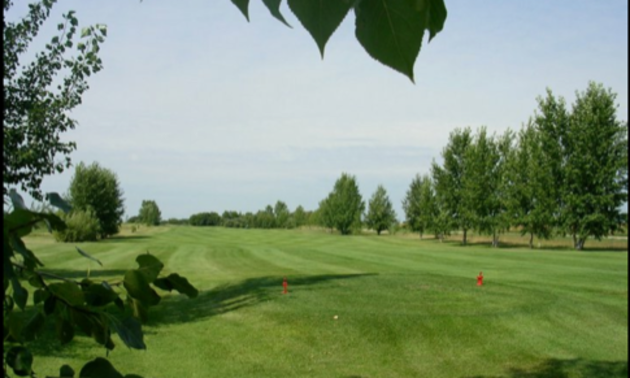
23, 226, 627, 377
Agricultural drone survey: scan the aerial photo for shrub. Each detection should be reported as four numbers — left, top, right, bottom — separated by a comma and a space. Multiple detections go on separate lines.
54, 208, 101, 242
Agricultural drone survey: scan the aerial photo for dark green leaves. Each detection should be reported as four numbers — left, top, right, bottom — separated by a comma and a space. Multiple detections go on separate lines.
9, 188, 27, 209
79, 357, 123, 378
46, 191, 72, 213
124, 270, 161, 306
56, 316, 75, 344
12, 277, 29, 310
288, 0, 352, 57
48, 281, 85, 307
76, 246, 103, 266
262, 0, 291, 26
84, 283, 119, 307
227, 0, 447, 82
231, 0, 250, 21
6, 346, 33, 377
113, 317, 146, 350
136, 253, 163, 282
355, 0, 443, 83
60, 365, 75, 378
153, 273, 199, 298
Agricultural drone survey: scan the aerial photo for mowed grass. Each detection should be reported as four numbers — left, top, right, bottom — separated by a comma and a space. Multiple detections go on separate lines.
23, 226, 627, 378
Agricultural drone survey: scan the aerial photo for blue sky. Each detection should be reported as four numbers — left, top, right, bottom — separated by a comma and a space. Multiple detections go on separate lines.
7, 1, 628, 220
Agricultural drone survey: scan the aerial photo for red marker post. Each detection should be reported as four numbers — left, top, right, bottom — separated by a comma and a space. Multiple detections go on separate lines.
477, 271, 484, 286
282, 277, 288, 294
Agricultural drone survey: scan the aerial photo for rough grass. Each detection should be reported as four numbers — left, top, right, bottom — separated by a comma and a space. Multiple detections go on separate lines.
23, 226, 627, 378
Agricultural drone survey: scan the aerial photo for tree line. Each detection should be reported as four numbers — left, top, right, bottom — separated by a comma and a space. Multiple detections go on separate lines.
403, 82, 627, 250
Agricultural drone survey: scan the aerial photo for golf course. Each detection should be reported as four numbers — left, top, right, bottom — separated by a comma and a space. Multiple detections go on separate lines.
23, 226, 627, 378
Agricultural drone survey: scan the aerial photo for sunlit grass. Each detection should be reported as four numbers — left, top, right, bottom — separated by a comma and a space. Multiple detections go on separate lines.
24, 226, 627, 377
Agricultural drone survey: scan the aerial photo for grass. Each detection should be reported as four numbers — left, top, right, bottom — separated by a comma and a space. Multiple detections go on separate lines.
22, 226, 627, 377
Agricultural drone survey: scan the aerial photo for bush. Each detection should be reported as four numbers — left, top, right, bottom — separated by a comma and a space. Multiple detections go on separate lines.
54, 209, 101, 242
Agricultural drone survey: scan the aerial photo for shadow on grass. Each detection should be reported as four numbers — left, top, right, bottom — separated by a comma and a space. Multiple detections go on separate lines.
464, 358, 628, 378
148, 273, 376, 326
102, 235, 153, 243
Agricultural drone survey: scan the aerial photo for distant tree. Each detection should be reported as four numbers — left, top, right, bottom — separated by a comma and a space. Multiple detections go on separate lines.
365, 185, 397, 235
402, 174, 436, 238
138, 200, 161, 226
274, 200, 290, 228
68, 162, 124, 238
324, 173, 365, 235
189, 212, 221, 226
292, 205, 307, 228
560, 82, 628, 249
432, 127, 474, 244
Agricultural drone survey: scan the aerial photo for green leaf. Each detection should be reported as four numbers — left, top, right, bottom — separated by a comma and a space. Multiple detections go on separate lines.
130, 298, 148, 323
124, 270, 161, 306
44, 295, 57, 315
79, 357, 124, 378
46, 192, 72, 213
11, 235, 44, 268
354, 0, 446, 83
84, 283, 118, 307
113, 317, 146, 350
7, 312, 24, 341
56, 316, 75, 344
9, 188, 27, 209
34, 288, 50, 305
49, 281, 85, 306
4, 233, 16, 280
60, 365, 75, 378
22, 312, 46, 342
29, 273, 45, 288
158, 273, 199, 298
12, 277, 28, 310
4, 209, 36, 236
70, 308, 96, 336
80, 27, 91, 38
96, 23, 108, 36
135, 253, 163, 282
287, 0, 352, 57
76, 247, 103, 266
6, 346, 33, 377
231, 0, 250, 21
262, 0, 291, 27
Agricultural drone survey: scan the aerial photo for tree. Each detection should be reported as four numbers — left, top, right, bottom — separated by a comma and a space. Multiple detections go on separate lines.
560, 82, 628, 249
274, 200, 290, 228
68, 161, 125, 238
509, 123, 556, 248
189, 211, 221, 226
138, 200, 162, 226
230, 0, 447, 82
432, 127, 474, 244
292, 205, 307, 228
365, 185, 397, 235
3, 0, 107, 201
323, 173, 365, 235
402, 174, 436, 239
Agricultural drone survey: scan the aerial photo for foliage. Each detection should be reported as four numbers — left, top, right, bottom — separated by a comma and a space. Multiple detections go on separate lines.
3, 0, 107, 201
292, 205, 307, 228
508, 123, 556, 248
431, 127, 473, 244
3, 190, 198, 377
321, 173, 365, 235
230, 0, 447, 82
68, 161, 125, 238
53, 207, 101, 242
560, 82, 628, 249
365, 185, 397, 235
402, 174, 436, 238
273, 200, 290, 229
189, 211, 221, 226
137, 200, 161, 226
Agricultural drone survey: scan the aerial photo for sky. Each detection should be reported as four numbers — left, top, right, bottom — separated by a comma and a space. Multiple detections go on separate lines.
7, 0, 629, 220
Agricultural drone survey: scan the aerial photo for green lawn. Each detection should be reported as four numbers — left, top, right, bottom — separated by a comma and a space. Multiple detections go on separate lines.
23, 226, 628, 377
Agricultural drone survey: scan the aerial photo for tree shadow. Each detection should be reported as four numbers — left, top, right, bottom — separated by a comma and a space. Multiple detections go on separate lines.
102, 235, 152, 243
464, 358, 628, 378
439, 239, 627, 252
148, 273, 377, 326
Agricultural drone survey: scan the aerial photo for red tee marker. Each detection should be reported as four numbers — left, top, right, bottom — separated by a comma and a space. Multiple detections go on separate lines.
477, 271, 483, 286
282, 277, 288, 294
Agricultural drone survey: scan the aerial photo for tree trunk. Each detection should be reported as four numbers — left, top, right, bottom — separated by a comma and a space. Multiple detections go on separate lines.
576, 238, 586, 250
463, 229, 467, 245
377, 229, 381, 236
529, 233, 534, 249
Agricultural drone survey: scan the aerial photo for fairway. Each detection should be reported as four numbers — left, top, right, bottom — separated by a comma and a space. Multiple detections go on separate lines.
25, 227, 627, 377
